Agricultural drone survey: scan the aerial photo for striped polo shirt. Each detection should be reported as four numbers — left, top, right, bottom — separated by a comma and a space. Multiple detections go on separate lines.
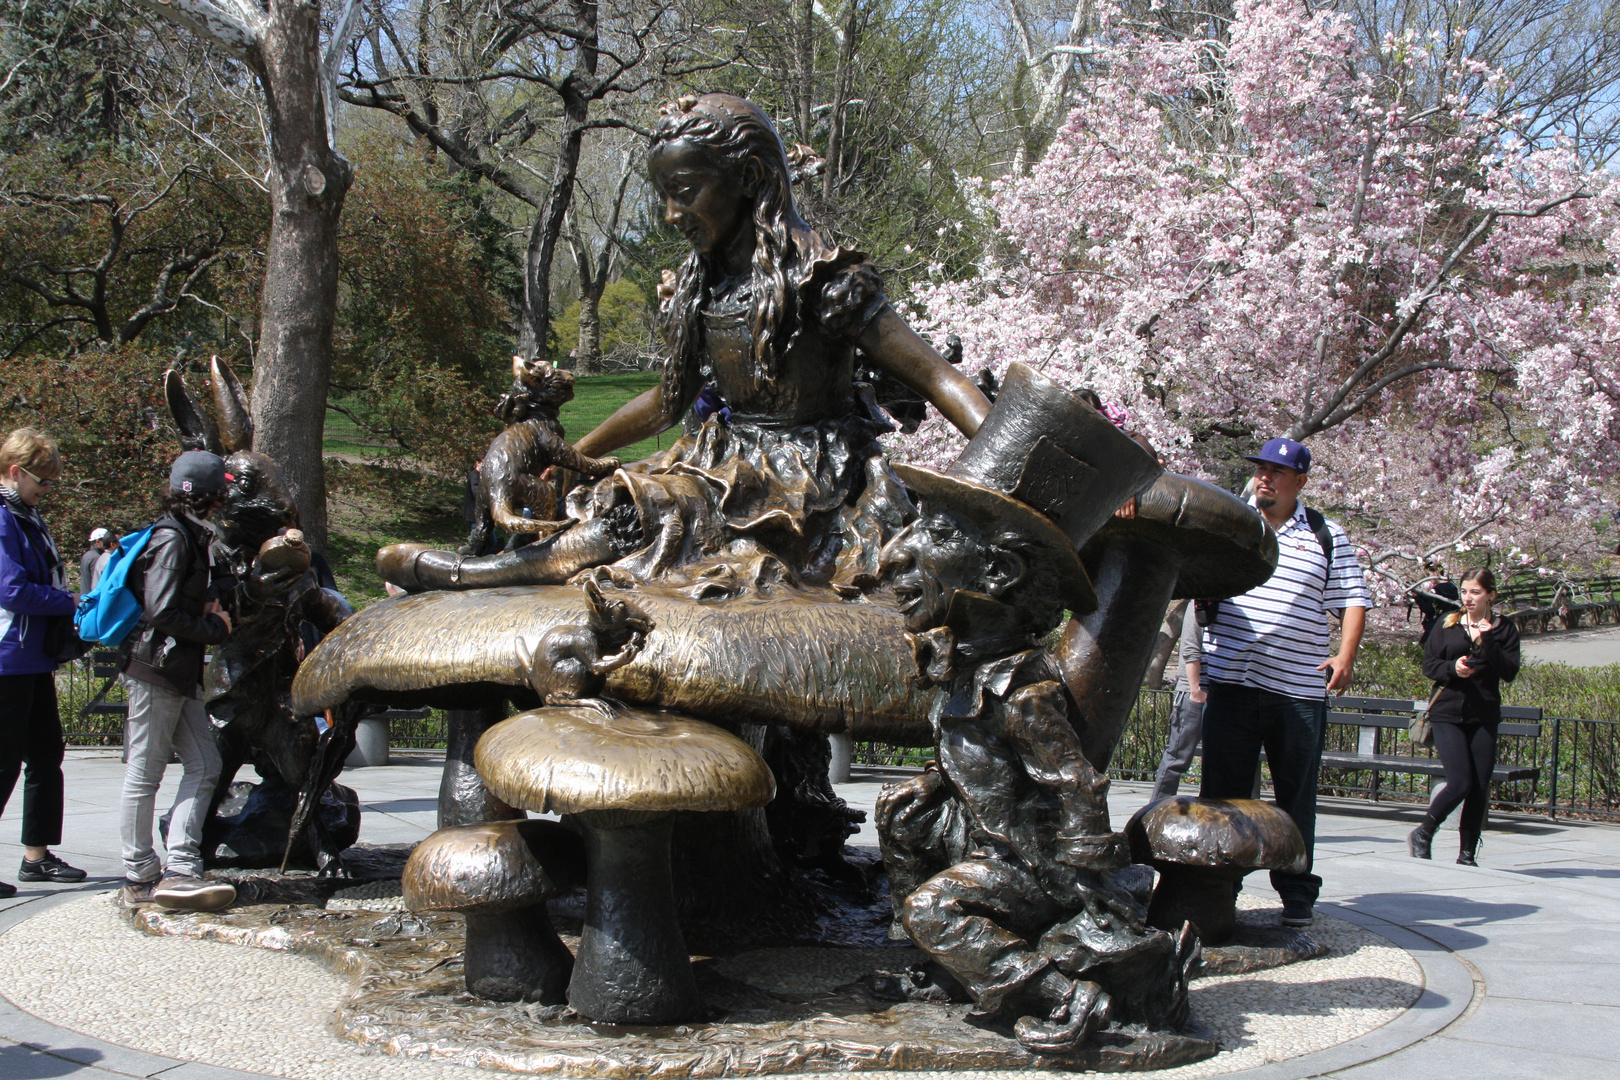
1202, 498, 1371, 700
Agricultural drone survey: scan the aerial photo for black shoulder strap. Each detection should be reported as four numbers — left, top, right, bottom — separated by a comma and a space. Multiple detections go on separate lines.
1303, 506, 1335, 585
1302, 507, 1333, 560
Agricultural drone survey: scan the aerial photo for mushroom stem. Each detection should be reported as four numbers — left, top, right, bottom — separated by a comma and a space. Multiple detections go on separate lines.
440, 702, 523, 829
464, 906, 575, 1003
568, 809, 700, 1024
1147, 865, 1239, 945
1057, 538, 1181, 772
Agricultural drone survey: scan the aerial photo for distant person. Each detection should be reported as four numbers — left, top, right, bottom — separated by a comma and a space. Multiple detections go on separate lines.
1409, 568, 1521, 866
0, 427, 88, 895
80, 528, 114, 592
1412, 567, 1461, 644
1151, 603, 1207, 802
1198, 438, 1370, 929
118, 451, 236, 911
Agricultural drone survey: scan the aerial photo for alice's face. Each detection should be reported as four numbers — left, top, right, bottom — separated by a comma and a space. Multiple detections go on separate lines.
649, 139, 748, 257
879, 510, 988, 633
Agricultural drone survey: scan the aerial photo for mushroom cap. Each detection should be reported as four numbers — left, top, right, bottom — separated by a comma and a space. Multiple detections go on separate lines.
474, 705, 777, 815
1125, 797, 1306, 874
402, 819, 580, 914
1082, 474, 1278, 599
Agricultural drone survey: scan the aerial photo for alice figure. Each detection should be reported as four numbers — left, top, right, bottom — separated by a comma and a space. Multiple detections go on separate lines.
378, 93, 988, 597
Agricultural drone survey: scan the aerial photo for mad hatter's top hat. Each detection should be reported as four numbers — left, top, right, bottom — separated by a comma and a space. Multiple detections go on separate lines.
893, 363, 1163, 616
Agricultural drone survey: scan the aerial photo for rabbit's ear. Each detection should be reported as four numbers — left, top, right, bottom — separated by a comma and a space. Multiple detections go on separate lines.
165, 369, 221, 454
210, 355, 253, 452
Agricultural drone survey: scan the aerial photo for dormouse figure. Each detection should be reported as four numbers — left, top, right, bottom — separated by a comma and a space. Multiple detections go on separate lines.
463, 355, 623, 556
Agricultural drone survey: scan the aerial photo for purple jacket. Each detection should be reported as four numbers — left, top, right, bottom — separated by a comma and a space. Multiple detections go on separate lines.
0, 496, 76, 675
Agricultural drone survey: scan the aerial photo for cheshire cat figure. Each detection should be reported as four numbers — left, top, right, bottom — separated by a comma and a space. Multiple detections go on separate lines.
165, 359, 363, 872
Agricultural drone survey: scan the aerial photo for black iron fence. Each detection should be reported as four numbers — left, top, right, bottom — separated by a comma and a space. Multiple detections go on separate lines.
59, 673, 1620, 822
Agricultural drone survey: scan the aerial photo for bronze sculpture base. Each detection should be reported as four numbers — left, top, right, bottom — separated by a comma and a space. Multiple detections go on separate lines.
121, 896, 1218, 1075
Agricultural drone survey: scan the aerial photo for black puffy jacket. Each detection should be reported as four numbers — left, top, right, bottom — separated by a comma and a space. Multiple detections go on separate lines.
123, 513, 229, 694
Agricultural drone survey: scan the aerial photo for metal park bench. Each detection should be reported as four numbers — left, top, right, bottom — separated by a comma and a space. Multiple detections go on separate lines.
1318, 695, 1542, 816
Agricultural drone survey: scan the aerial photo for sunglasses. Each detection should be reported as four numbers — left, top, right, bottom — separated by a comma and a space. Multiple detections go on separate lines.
16, 465, 54, 488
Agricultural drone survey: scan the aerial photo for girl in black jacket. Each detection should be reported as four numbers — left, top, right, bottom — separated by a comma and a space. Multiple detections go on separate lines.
1410, 567, 1521, 866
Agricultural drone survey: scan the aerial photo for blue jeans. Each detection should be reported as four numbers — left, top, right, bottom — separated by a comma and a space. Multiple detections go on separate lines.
1198, 682, 1326, 908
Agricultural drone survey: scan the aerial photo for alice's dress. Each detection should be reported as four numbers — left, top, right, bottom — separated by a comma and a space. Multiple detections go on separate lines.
553, 238, 916, 601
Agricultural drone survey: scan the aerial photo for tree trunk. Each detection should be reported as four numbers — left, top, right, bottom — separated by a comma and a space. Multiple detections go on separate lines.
576, 291, 603, 373
248, 0, 352, 552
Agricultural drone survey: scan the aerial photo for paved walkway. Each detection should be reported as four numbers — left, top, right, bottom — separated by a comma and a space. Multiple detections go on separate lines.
1, 751, 1618, 1079
1521, 623, 1620, 668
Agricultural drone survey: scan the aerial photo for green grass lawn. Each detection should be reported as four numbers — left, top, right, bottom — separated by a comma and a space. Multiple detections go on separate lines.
555, 371, 667, 464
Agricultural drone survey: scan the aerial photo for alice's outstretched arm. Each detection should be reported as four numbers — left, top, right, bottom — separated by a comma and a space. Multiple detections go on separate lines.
573, 383, 688, 458
859, 307, 990, 437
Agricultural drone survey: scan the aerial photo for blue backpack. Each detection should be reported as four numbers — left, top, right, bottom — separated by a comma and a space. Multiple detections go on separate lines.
74, 524, 158, 647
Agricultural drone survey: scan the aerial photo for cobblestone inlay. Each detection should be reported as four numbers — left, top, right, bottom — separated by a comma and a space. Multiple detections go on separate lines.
0, 892, 1421, 1079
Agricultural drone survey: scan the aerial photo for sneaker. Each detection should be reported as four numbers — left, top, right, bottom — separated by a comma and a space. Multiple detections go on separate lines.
0, 880, 14, 900
1280, 901, 1314, 928
151, 873, 235, 912
120, 878, 158, 905
19, 853, 87, 883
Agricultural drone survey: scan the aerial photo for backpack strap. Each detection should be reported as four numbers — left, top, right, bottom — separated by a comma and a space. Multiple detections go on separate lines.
1303, 506, 1335, 586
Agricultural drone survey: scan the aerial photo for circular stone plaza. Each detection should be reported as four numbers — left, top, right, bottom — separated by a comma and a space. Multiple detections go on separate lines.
1, 733, 1617, 1080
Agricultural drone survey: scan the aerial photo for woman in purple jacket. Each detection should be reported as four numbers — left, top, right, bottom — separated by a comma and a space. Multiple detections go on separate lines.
0, 427, 87, 896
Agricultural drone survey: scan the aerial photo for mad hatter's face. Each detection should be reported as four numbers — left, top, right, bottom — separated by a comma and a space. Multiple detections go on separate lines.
879, 510, 989, 633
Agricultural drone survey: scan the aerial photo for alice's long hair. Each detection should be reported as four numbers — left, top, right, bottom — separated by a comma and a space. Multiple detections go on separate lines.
651, 94, 808, 419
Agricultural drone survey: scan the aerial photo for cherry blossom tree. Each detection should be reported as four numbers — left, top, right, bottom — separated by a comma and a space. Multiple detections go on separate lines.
897, 0, 1619, 597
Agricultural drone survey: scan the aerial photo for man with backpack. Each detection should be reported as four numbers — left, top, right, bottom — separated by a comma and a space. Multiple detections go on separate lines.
118, 450, 236, 911
1197, 438, 1370, 930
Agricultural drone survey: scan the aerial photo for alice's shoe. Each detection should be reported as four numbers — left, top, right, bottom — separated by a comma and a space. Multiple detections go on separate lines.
1014, 980, 1113, 1056
1408, 819, 1436, 860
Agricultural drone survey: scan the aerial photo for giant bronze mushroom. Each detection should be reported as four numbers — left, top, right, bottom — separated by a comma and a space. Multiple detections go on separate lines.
1125, 797, 1306, 944
402, 818, 584, 1002
1058, 474, 1278, 772
474, 705, 775, 1024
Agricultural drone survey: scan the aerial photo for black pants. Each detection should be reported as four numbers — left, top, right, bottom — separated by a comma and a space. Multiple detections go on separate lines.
1198, 683, 1327, 908
1427, 720, 1497, 838
0, 671, 65, 847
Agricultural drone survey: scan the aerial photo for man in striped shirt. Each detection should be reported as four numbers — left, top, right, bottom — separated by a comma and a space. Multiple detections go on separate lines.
1199, 438, 1370, 928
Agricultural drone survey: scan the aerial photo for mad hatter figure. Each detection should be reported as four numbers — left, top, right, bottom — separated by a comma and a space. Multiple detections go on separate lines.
876, 364, 1199, 1056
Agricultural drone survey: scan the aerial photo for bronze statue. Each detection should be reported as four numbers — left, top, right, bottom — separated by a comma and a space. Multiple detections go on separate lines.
875, 368, 1198, 1057
166, 360, 360, 871
285, 91, 1268, 1059
377, 92, 988, 596
462, 356, 622, 557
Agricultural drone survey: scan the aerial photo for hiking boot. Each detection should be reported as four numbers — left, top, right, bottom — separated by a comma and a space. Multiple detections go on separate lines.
1407, 820, 1436, 860
1280, 900, 1314, 928
19, 853, 87, 883
121, 878, 158, 906
151, 873, 235, 912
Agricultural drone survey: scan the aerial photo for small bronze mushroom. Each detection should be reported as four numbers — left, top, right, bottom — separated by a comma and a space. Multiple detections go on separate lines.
401, 818, 585, 1003
1059, 474, 1278, 772
475, 705, 776, 1025
1124, 797, 1306, 944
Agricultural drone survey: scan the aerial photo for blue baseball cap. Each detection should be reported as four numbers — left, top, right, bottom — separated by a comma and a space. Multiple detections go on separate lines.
1244, 437, 1311, 474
